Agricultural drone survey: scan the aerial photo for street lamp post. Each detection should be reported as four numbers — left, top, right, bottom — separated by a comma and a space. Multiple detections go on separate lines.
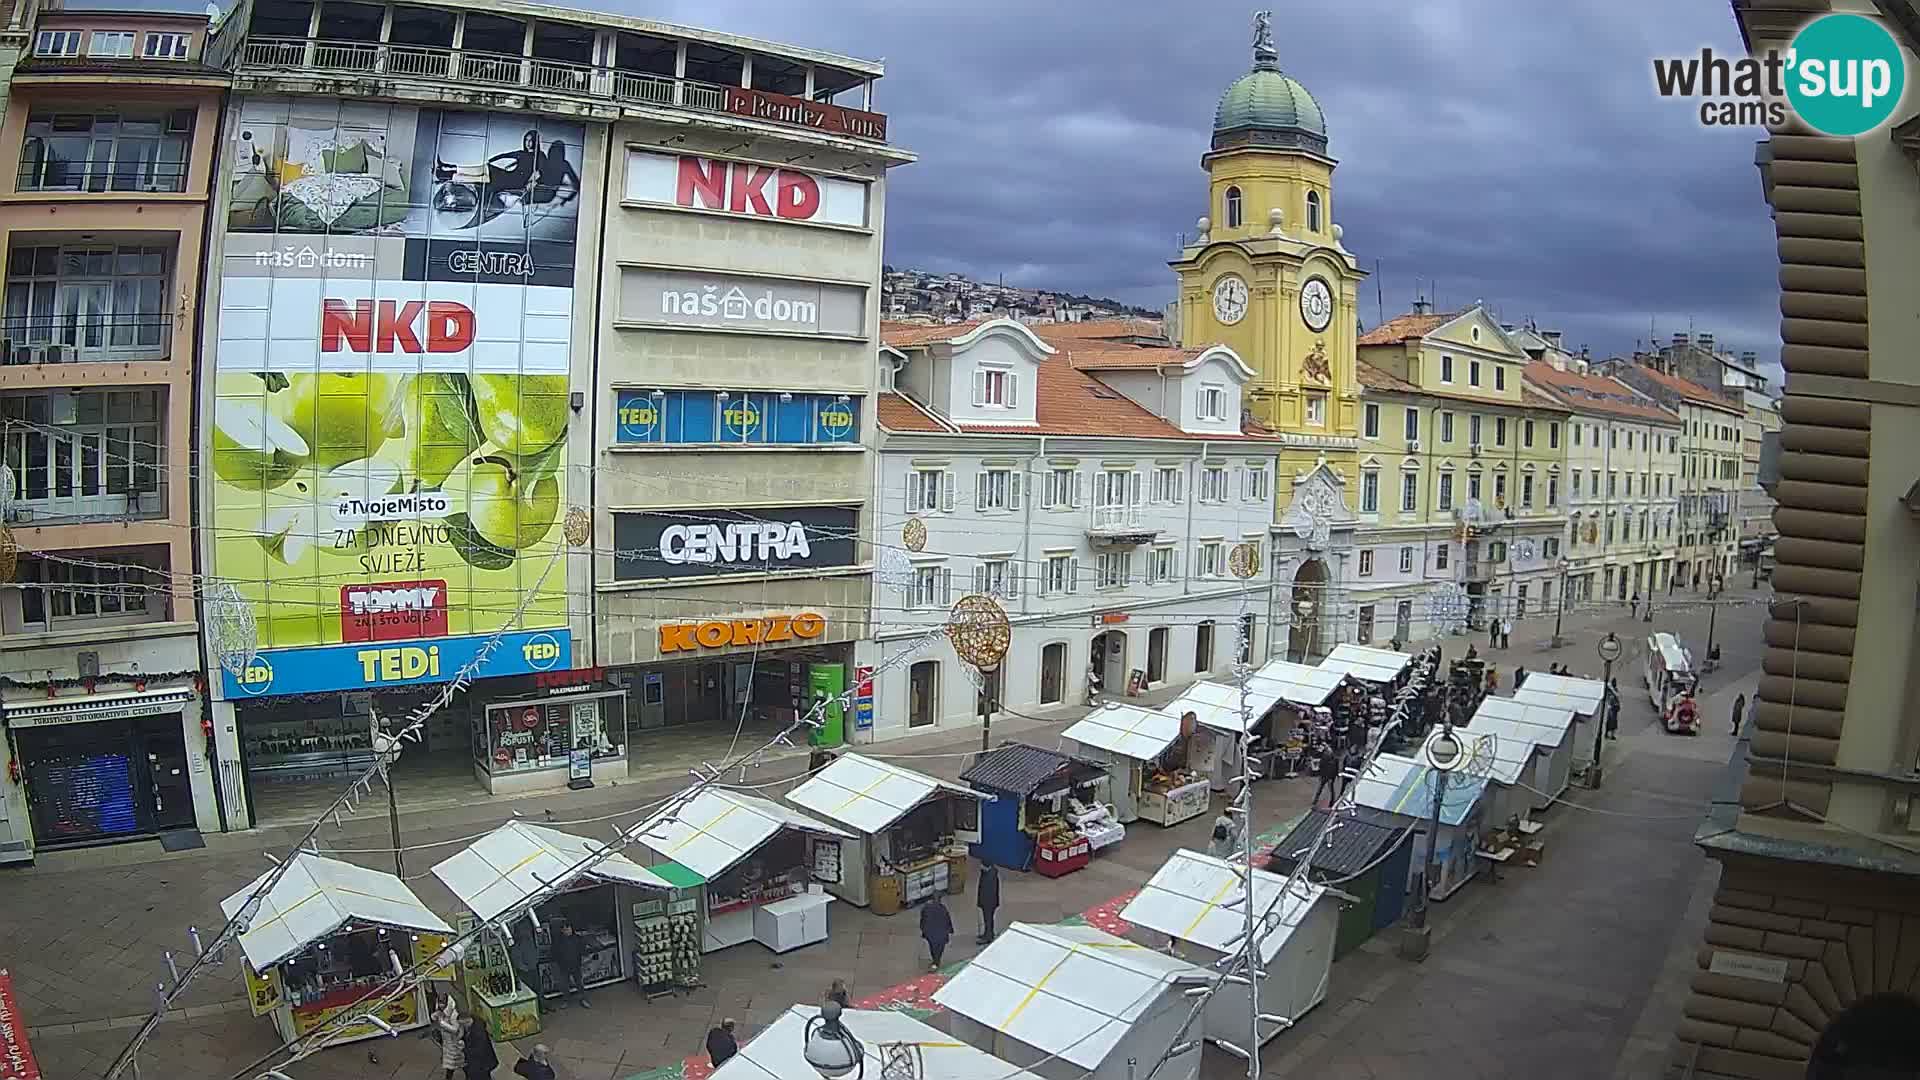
1408, 708, 1462, 934
1591, 632, 1622, 789
1551, 558, 1570, 648
1705, 575, 1724, 665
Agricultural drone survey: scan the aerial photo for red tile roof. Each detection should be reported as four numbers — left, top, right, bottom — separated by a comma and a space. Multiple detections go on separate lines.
1520, 386, 1573, 414
876, 391, 953, 433
880, 320, 987, 347
1632, 364, 1743, 413
1356, 310, 1457, 346
1058, 343, 1205, 371
1356, 362, 1417, 393
1027, 318, 1165, 344
1522, 361, 1680, 424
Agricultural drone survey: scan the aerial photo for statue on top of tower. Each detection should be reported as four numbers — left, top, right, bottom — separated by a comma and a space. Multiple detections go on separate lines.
1252, 10, 1275, 57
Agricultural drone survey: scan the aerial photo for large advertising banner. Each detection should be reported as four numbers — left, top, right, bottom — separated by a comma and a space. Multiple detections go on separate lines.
213, 100, 583, 698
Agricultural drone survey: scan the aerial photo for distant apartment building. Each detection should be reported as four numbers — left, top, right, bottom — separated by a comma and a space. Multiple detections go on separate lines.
1607, 356, 1744, 590
0, 2, 228, 859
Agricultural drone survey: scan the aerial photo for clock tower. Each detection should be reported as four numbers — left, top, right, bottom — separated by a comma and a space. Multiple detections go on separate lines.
1170, 11, 1368, 456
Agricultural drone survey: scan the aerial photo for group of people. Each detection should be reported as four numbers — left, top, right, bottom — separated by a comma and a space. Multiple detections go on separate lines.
432, 995, 555, 1080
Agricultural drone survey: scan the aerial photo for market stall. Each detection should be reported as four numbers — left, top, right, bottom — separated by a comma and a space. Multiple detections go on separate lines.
960, 743, 1112, 876
711, 1004, 1046, 1080
783, 753, 986, 913
1318, 643, 1414, 686
223, 852, 452, 1047
1349, 753, 1489, 903
1512, 673, 1606, 769
1469, 695, 1579, 808
1121, 849, 1336, 1049
1266, 809, 1413, 958
631, 789, 852, 954
1419, 725, 1534, 835
1060, 704, 1208, 826
430, 820, 681, 1024
1165, 660, 1343, 790
934, 922, 1211, 1080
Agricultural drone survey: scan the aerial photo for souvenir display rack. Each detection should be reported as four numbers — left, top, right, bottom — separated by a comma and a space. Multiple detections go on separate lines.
632, 894, 702, 999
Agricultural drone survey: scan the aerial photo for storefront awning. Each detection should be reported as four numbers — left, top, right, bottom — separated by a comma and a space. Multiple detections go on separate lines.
1318, 644, 1413, 685
1511, 673, 1606, 717
220, 852, 451, 972
1060, 703, 1183, 762
1471, 695, 1577, 748
1351, 754, 1486, 827
430, 820, 674, 923
629, 789, 852, 881
785, 753, 984, 836
3, 687, 195, 728
712, 1005, 1046, 1080
932, 922, 1211, 1071
1120, 849, 1326, 965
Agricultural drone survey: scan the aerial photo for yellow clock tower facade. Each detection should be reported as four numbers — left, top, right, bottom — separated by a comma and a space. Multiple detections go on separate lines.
1169, 13, 1367, 494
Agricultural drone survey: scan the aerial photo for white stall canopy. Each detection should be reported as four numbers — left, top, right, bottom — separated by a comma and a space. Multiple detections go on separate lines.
1121, 848, 1325, 964
933, 922, 1212, 1071
1060, 704, 1183, 762
785, 753, 984, 835
712, 1005, 1046, 1080
220, 852, 451, 972
1250, 659, 1346, 708
1513, 673, 1606, 717
1351, 754, 1487, 827
631, 788, 852, 880
1167, 662, 1341, 737
1319, 644, 1413, 685
1471, 697, 1577, 752
430, 820, 673, 922
1423, 726, 1531, 788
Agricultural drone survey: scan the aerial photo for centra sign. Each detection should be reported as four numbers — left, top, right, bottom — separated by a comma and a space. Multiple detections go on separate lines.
659, 612, 827, 654
660, 521, 812, 566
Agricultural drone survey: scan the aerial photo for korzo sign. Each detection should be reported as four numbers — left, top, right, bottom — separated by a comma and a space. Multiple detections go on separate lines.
613, 505, 858, 581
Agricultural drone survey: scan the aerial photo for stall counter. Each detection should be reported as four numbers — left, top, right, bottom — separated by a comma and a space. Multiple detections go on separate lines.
469, 987, 541, 1042
1138, 777, 1211, 826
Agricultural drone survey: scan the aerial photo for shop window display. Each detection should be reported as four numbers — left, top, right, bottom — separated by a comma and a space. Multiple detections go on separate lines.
480, 695, 625, 776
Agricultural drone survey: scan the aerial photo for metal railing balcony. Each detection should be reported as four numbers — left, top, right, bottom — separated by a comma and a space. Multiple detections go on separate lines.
0, 313, 174, 365
238, 36, 888, 143
16, 160, 190, 195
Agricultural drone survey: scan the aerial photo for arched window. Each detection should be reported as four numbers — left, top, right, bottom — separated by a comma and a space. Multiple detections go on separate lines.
1306, 190, 1323, 233
1224, 186, 1243, 228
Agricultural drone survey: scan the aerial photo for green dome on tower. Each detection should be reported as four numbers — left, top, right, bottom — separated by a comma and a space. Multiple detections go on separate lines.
1211, 15, 1328, 155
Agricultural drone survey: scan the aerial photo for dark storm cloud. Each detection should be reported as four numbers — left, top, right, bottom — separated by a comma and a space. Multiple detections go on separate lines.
607, 0, 1782, 374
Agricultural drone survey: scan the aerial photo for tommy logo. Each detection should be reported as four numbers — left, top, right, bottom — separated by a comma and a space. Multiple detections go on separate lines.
340, 580, 449, 643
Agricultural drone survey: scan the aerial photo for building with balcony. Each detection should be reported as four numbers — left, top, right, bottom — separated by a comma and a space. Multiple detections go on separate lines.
1354, 303, 1571, 636
195, 0, 909, 826
1607, 358, 1744, 590
1520, 351, 1681, 609
0, 2, 226, 860
1737, 388, 1781, 563
867, 318, 1280, 738
1666, 5, 1920, 1076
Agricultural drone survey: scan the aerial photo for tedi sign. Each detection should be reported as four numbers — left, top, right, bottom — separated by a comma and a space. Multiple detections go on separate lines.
613, 505, 859, 581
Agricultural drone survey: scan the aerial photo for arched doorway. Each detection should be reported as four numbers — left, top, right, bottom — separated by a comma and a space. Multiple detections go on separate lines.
1287, 559, 1329, 662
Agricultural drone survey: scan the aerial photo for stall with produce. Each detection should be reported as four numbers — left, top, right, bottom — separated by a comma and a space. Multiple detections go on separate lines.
960, 742, 1111, 877
783, 753, 986, 913
1121, 849, 1337, 1049
431, 820, 675, 1020
631, 789, 852, 954
1349, 753, 1489, 902
1059, 704, 1208, 826
223, 852, 452, 1047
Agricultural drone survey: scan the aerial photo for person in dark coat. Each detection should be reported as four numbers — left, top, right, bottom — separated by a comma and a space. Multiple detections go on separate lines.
1514, 666, 1528, 690
706, 1019, 738, 1069
1312, 745, 1341, 808
512, 1045, 555, 1080
827, 979, 850, 1008
974, 860, 1001, 945
550, 922, 588, 1008
1731, 692, 1746, 736
462, 1016, 499, 1080
1605, 678, 1622, 740
919, 895, 954, 971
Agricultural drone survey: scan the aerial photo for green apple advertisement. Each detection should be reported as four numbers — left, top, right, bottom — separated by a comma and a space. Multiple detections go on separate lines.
213, 99, 584, 698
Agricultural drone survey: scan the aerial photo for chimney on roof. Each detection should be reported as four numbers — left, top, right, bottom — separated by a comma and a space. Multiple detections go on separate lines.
1543, 330, 1562, 348
1698, 332, 1714, 351
1411, 297, 1432, 316
1740, 350, 1757, 365
1672, 332, 1689, 348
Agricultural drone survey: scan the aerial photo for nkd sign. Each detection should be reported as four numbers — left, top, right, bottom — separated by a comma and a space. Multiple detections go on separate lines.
620, 268, 866, 338
624, 150, 870, 229
611, 505, 858, 581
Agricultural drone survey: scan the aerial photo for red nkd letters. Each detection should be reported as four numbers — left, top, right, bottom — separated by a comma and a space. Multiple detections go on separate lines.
321, 299, 476, 354
674, 156, 822, 221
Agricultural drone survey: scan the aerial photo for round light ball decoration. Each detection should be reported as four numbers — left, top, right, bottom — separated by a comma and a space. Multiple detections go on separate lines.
902, 517, 928, 554
0, 463, 15, 519
205, 579, 260, 677
947, 593, 1011, 673
563, 506, 592, 548
875, 548, 916, 593
1227, 542, 1260, 580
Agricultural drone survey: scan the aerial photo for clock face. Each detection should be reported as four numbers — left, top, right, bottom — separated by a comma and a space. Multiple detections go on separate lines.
1212, 275, 1249, 325
1300, 277, 1334, 333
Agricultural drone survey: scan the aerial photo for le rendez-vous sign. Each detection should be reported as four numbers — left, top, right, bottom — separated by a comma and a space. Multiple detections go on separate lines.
721, 86, 888, 142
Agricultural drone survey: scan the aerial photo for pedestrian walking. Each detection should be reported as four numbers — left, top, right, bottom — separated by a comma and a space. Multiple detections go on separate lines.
1731, 692, 1746, 736
1485, 666, 1499, 694
1500, 618, 1513, 650
435, 996, 465, 1080
827, 979, 851, 1008
1311, 746, 1341, 808
974, 858, 1000, 944
1605, 678, 1621, 740
1488, 618, 1499, 650
462, 1016, 499, 1080
513, 1045, 556, 1080
1514, 666, 1528, 690
551, 921, 590, 1008
920, 895, 954, 971
706, 1019, 739, 1069
1208, 811, 1242, 859
1630, 593, 1641, 620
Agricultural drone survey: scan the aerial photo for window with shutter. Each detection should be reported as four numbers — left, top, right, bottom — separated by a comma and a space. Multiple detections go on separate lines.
941, 472, 955, 511
1068, 557, 1080, 593
1005, 372, 1018, 408
1072, 471, 1085, 508
1009, 471, 1022, 509
975, 472, 987, 512
941, 567, 952, 605
972, 369, 987, 407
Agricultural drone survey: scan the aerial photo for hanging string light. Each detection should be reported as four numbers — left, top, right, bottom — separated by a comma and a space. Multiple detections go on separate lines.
203, 579, 259, 677
563, 506, 592, 548
901, 517, 928, 554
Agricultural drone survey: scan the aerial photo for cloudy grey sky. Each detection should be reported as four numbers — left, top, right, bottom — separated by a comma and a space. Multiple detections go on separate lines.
600, 0, 1781, 372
